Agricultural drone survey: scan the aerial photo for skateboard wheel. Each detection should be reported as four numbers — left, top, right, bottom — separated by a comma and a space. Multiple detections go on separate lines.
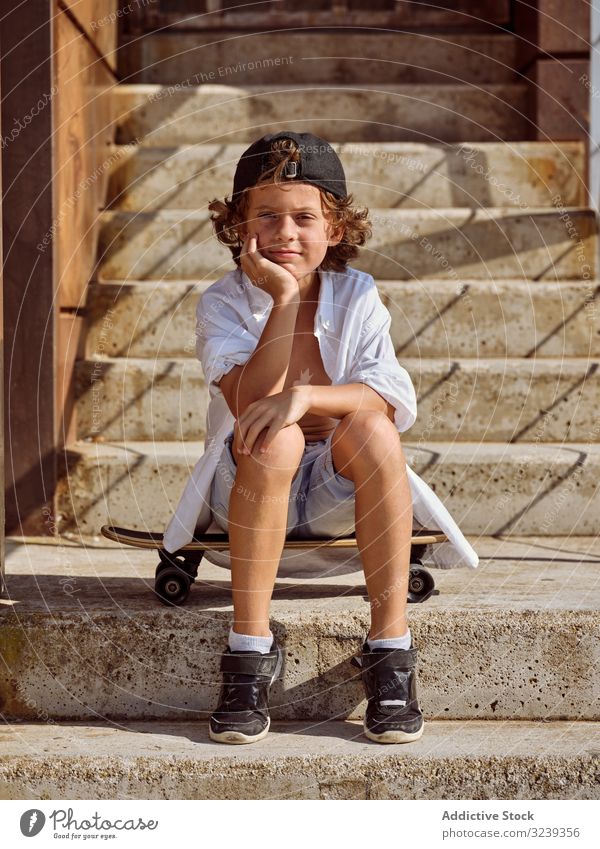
407, 567, 435, 604
154, 568, 191, 606
157, 550, 201, 581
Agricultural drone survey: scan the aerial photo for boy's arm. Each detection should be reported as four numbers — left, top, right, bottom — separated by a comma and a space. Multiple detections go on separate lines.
304, 383, 395, 422
218, 290, 300, 420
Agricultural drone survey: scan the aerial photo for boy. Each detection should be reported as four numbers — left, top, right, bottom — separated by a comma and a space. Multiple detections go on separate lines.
163, 131, 478, 745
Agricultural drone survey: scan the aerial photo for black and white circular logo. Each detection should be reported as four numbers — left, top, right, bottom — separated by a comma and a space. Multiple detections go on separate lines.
19, 810, 46, 837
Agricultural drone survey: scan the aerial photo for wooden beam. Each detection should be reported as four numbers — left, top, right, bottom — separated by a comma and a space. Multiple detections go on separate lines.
0, 61, 5, 595
1, 0, 57, 534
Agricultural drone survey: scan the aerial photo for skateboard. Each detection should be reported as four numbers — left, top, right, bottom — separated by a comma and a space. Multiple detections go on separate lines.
101, 525, 446, 607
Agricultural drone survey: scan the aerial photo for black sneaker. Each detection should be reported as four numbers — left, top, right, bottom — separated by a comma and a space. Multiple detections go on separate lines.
208, 641, 283, 744
351, 639, 425, 744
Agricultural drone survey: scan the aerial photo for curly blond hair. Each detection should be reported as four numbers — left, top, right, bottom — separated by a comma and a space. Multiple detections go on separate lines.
208, 138, 372, 273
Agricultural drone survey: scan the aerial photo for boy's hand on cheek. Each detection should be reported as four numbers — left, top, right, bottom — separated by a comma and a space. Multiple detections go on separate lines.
240, 233, 300, 301
237, 386, 312, 454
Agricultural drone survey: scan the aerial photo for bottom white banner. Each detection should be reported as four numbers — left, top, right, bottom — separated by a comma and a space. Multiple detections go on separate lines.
0, 799, 598, 847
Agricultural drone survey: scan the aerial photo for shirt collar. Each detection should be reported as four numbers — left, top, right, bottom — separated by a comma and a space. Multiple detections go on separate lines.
238, 267, 334, 332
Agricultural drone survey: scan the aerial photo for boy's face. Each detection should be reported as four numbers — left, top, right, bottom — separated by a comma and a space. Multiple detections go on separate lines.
238, 182, 343, 280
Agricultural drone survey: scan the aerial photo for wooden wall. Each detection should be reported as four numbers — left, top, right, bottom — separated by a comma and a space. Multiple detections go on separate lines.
0, 66, 5, 594
1, 1, 118, 534
54, 0, 117, 446
514, 0, 591, 142
1, 2, 57, 534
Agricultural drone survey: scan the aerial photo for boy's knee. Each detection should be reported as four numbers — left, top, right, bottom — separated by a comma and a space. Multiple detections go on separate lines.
338, 410, 398, 446
232, 421, 305, 474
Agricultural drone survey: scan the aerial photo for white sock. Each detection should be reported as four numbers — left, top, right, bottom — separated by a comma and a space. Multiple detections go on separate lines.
228, 627, 274, 654
367, 628, 412, 651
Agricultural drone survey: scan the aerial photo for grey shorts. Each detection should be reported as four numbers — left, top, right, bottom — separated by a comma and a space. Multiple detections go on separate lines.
209, 429, 357, 539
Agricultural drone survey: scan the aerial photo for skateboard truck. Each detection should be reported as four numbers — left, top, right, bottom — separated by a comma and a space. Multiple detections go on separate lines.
155, 548, 203, 606
406, 543, 439, 603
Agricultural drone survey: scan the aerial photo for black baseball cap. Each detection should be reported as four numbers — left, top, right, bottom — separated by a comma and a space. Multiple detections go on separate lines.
232, 131, 348, 202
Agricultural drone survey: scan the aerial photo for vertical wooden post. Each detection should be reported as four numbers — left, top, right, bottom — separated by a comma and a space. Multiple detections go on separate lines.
0, 1, 56, 534
0, 57, 5, 597
590, 1, 600, 212
514, 0, 591, 141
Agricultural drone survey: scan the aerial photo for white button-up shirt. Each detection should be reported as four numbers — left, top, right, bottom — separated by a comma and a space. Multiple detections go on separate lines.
163, 265, 478, 571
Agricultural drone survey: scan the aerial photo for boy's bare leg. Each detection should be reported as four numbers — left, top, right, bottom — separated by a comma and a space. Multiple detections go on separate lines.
227, 422, 305, 637
356, 456, 412, 640
330, 412, 413, 640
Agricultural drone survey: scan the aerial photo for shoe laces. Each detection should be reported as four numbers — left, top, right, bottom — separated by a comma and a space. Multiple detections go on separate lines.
219, 672, 268, 713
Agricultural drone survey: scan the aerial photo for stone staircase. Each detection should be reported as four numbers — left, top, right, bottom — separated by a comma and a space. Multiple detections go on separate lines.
2, 9, 599, 799
1, 534, 599, 798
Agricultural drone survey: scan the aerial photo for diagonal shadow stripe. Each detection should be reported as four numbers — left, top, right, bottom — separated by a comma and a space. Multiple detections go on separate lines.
60, 444, 149, 529
76, 359, 181, 441
523, 284, 600, 358
493, 449, 587, 535
87, 282, 200, 358
416, 361, 461, 403
390, 149, 448, 208
509, 362, 599, 443
395, 286, 470, 355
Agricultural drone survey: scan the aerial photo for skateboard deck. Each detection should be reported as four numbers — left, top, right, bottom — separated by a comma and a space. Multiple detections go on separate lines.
101, 525, 448, 551
101, 524, 446, 607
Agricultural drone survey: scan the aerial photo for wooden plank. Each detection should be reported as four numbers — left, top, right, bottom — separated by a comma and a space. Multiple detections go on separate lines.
515, 0, 590, 71
530, 58, 590, 141
514, 2, 590, 155
538, 0, 590, 52
61, 0, 118, 72
54, 10, 115, 310
1, 0, 56, 533
53, 1, 119, 514
0, 64, 5, 594
1, 0, 118, 533
57, 314, 85, 445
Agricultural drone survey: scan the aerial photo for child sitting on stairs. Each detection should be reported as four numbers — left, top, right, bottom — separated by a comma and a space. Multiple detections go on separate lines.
163, 130, 478, 745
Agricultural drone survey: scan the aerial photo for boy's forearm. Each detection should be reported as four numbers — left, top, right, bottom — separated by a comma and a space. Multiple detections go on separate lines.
306, 383, 395, 422
234, 293, 300, 412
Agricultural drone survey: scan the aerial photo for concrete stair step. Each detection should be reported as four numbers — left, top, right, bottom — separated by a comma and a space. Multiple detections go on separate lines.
2, 535, 598, 724
124, 31, 519, 86
55, 441, 600, 536
86, 279, 600, 360
113, 83, 529, 145
130, 0, 512, 36
96, 207, 597, 281
74, 357, 600, 444
107, 141, 586, 211
0, 718, 597, 799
